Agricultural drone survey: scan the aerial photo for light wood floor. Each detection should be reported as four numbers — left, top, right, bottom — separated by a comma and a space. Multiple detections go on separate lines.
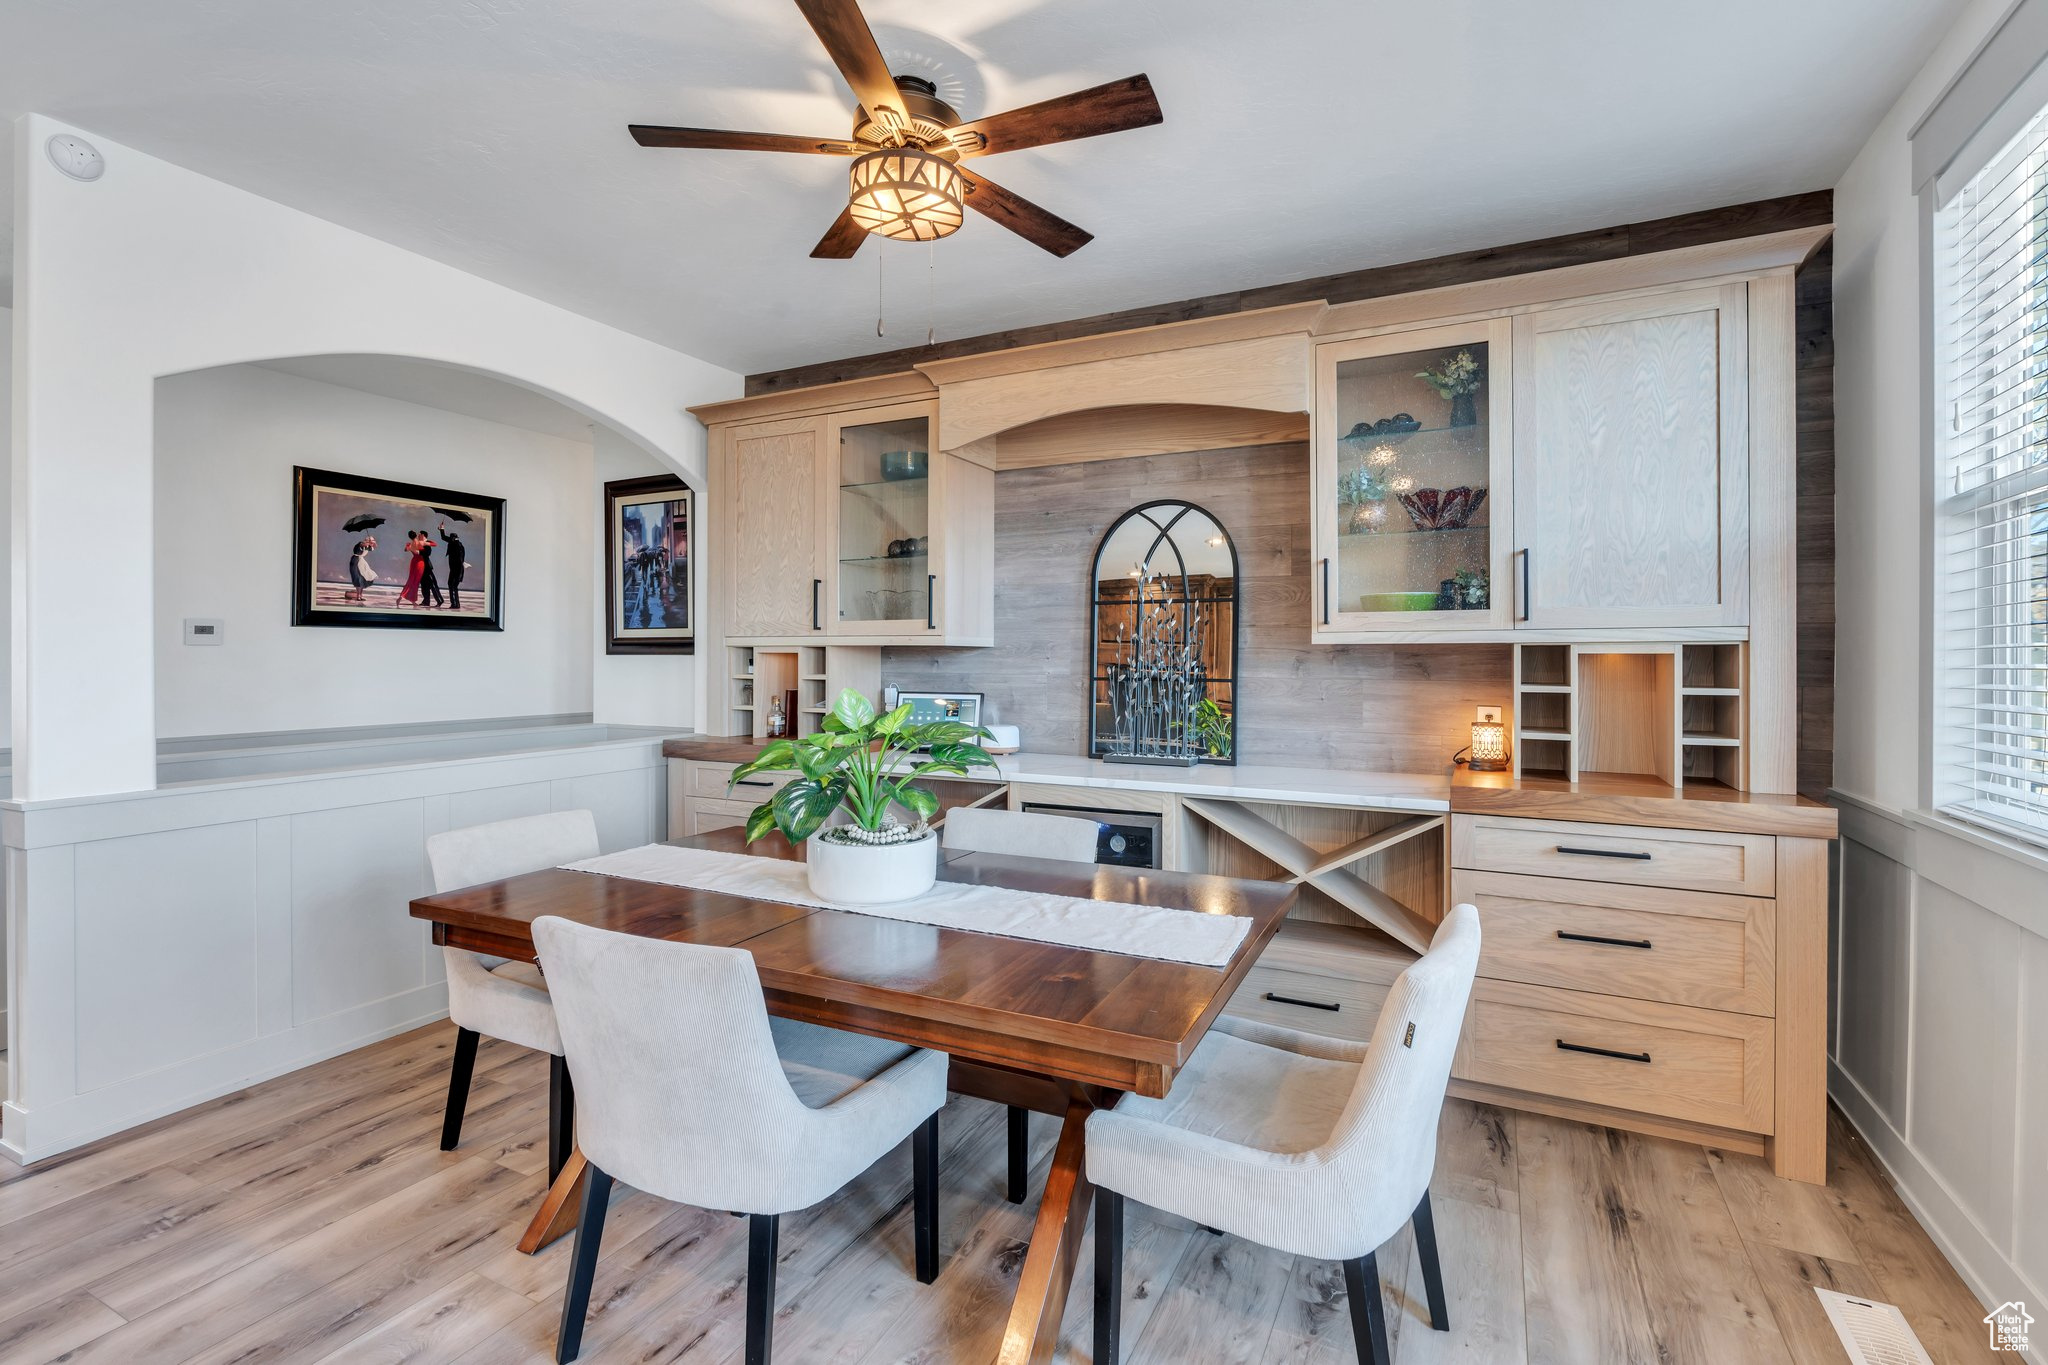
0, 1023, 2017, 1364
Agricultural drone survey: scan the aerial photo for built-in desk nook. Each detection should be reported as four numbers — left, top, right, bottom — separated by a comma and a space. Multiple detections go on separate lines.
667, 738, 1837, 1182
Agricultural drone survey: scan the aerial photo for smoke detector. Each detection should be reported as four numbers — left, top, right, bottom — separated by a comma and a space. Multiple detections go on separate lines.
47, 134, 105, 182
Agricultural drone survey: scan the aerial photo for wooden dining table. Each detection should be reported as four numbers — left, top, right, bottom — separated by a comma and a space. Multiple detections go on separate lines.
408, 827, 1296, 1365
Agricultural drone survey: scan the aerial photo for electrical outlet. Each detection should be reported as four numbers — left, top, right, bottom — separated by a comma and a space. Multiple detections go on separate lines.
184, 618, 224, 646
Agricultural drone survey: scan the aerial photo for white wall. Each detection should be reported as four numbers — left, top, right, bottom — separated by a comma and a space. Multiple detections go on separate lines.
591, 424, 696, 729
1831, 0, 2048, 1343
0, 303, 11, 754
10, 113, 738, 801
154, 364, 602, 738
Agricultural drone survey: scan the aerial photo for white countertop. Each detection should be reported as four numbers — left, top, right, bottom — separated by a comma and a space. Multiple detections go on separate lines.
987, 752, 1449, 813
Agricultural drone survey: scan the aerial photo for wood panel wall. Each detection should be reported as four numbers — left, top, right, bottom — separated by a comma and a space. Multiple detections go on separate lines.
883, 445, 1510, 771
1795, 242, 1834, 801
746, 191, 1833, 395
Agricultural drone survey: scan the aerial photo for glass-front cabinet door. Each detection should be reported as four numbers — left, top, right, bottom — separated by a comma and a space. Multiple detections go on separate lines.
1312, 318, 1513, 636
825, 400, 941, 636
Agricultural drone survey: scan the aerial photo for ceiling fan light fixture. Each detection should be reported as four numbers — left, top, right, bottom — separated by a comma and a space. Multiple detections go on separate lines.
847, 147, 964, 243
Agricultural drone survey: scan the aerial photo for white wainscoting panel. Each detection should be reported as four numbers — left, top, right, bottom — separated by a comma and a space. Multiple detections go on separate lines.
1836, 837, 1914, 1126
1830, 793, 2048, 1358
74, 822, 259, 1092
1907, 881, 2021, 1247
1, 731, 673, 1163
447, 779, 554, 832
2018, 928, 2048, 1299
290, 800, 428, 1027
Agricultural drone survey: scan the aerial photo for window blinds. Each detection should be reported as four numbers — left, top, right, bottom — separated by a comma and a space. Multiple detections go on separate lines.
1937, 104, 2048, 842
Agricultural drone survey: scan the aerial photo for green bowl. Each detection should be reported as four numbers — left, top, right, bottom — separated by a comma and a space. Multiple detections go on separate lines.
1359, 591, 1439, 612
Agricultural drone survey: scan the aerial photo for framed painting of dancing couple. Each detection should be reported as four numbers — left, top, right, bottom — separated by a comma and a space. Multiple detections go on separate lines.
603, 475, 694, 654
291, 466, 505, 631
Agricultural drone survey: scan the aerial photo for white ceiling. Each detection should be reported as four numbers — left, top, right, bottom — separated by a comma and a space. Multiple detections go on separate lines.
256, 355, 602, 441
1, 0, 1966, 376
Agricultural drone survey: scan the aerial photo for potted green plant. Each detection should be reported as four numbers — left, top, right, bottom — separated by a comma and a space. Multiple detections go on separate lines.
728, 689, 998, 904
1417, 349, 1485, 427
1194, 696, 1233, 759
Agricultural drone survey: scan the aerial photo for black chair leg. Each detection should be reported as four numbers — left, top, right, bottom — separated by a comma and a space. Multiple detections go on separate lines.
440, 1027, 479, 1151
746, 1213, 780, 1365
1006, 1105, 1028, 1204
1412, 1189, 1449, 1331
554, 1163, 614, 1364
1343, 1251, 1391, 1365
548, 1054, 575, 1184
913, 1111, 940, 1284
1093, 1187, 1125, 1365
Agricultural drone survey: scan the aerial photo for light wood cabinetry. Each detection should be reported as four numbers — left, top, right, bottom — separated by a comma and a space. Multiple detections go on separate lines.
1512, 285, 1749, 629
697, 384, 994, 664
1311, 319, 1514, 635
722, 415, 827, 637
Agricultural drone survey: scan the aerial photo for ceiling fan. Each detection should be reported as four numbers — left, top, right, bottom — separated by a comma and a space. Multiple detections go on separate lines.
628, 0, 1163, 259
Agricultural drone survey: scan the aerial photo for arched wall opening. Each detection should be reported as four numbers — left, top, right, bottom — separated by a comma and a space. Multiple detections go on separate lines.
149, 354, 705, 748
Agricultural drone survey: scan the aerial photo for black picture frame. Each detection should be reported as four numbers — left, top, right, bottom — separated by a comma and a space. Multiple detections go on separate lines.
604, 475, 695, 655
291, 466, 506, 631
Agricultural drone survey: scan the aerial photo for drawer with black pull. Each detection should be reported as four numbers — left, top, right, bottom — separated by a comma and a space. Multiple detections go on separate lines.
1223, 963, 1394, 1044
1451, 814, 1775, 896
1449, 869, 1775, 1015
1455, 979, 1774, 1133
688, 760, 794, 800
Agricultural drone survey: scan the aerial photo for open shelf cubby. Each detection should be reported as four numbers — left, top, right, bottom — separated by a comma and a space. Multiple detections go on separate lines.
1511, 643, 1574, 779
1510, 640, 1750, 789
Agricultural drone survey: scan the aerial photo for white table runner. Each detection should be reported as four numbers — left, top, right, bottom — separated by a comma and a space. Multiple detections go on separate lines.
562, 844, 1251, 969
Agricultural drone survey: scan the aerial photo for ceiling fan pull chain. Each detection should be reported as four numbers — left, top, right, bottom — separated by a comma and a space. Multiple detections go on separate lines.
876, 243, 886, 337
927, 241, 936, 347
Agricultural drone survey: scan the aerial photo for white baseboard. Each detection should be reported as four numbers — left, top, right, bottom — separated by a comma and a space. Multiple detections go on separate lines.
1, 983, 449, 1165
1831, 1060, 2046, 1365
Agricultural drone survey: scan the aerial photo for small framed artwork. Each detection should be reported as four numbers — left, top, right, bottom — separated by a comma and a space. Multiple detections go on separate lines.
292, 467, 505, 631
605, 476, 694, 654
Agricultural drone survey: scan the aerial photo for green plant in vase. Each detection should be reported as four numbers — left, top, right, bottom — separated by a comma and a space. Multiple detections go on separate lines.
728, 689, 999, 904
1336, 466, 1390, 532
1417, 349, 1485, 427
1194, 696, 1234, 758
730, 688, 997, 843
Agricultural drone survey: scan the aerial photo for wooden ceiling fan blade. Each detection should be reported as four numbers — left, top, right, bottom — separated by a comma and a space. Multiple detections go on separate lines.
951, 75, 1162, 157
957, 168, 1092, 257
810, 206, 868, 259
629, 125, 859, 155
792, 0, 904, 122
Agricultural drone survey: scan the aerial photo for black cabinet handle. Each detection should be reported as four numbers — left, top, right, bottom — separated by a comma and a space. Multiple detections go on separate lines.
1517, 548, 1530, 622
1555, 845, 1652, 861
1557, 930, 1654, 950
812, 578, 822, 631
1556, 1039, 1651, 1064
733, 779, 775, 790
927, 573, 936, 630
1264, 991, 1340, 1012
1320, 558, 1331, 626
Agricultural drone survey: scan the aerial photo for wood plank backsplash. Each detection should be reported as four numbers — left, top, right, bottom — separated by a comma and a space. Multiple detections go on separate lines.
883, 444, 1510, 772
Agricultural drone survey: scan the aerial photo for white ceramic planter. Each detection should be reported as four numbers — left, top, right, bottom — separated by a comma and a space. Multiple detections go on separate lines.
805, 829, 938, 904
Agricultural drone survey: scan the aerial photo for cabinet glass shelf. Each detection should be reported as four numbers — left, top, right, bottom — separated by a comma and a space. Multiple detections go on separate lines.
835, 410, 933, 627
840, 552, 928, 565
1326, 330, 1499, 625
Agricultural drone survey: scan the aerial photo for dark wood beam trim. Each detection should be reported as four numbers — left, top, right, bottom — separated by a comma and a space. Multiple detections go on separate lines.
745, 189, 1832, 396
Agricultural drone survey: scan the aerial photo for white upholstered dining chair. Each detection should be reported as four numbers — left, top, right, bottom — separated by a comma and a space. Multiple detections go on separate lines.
532, 914, 950, 1365
427, 809, 600, 1184
1087, 904, 1481, 1365
938, 804, 1102, 1203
